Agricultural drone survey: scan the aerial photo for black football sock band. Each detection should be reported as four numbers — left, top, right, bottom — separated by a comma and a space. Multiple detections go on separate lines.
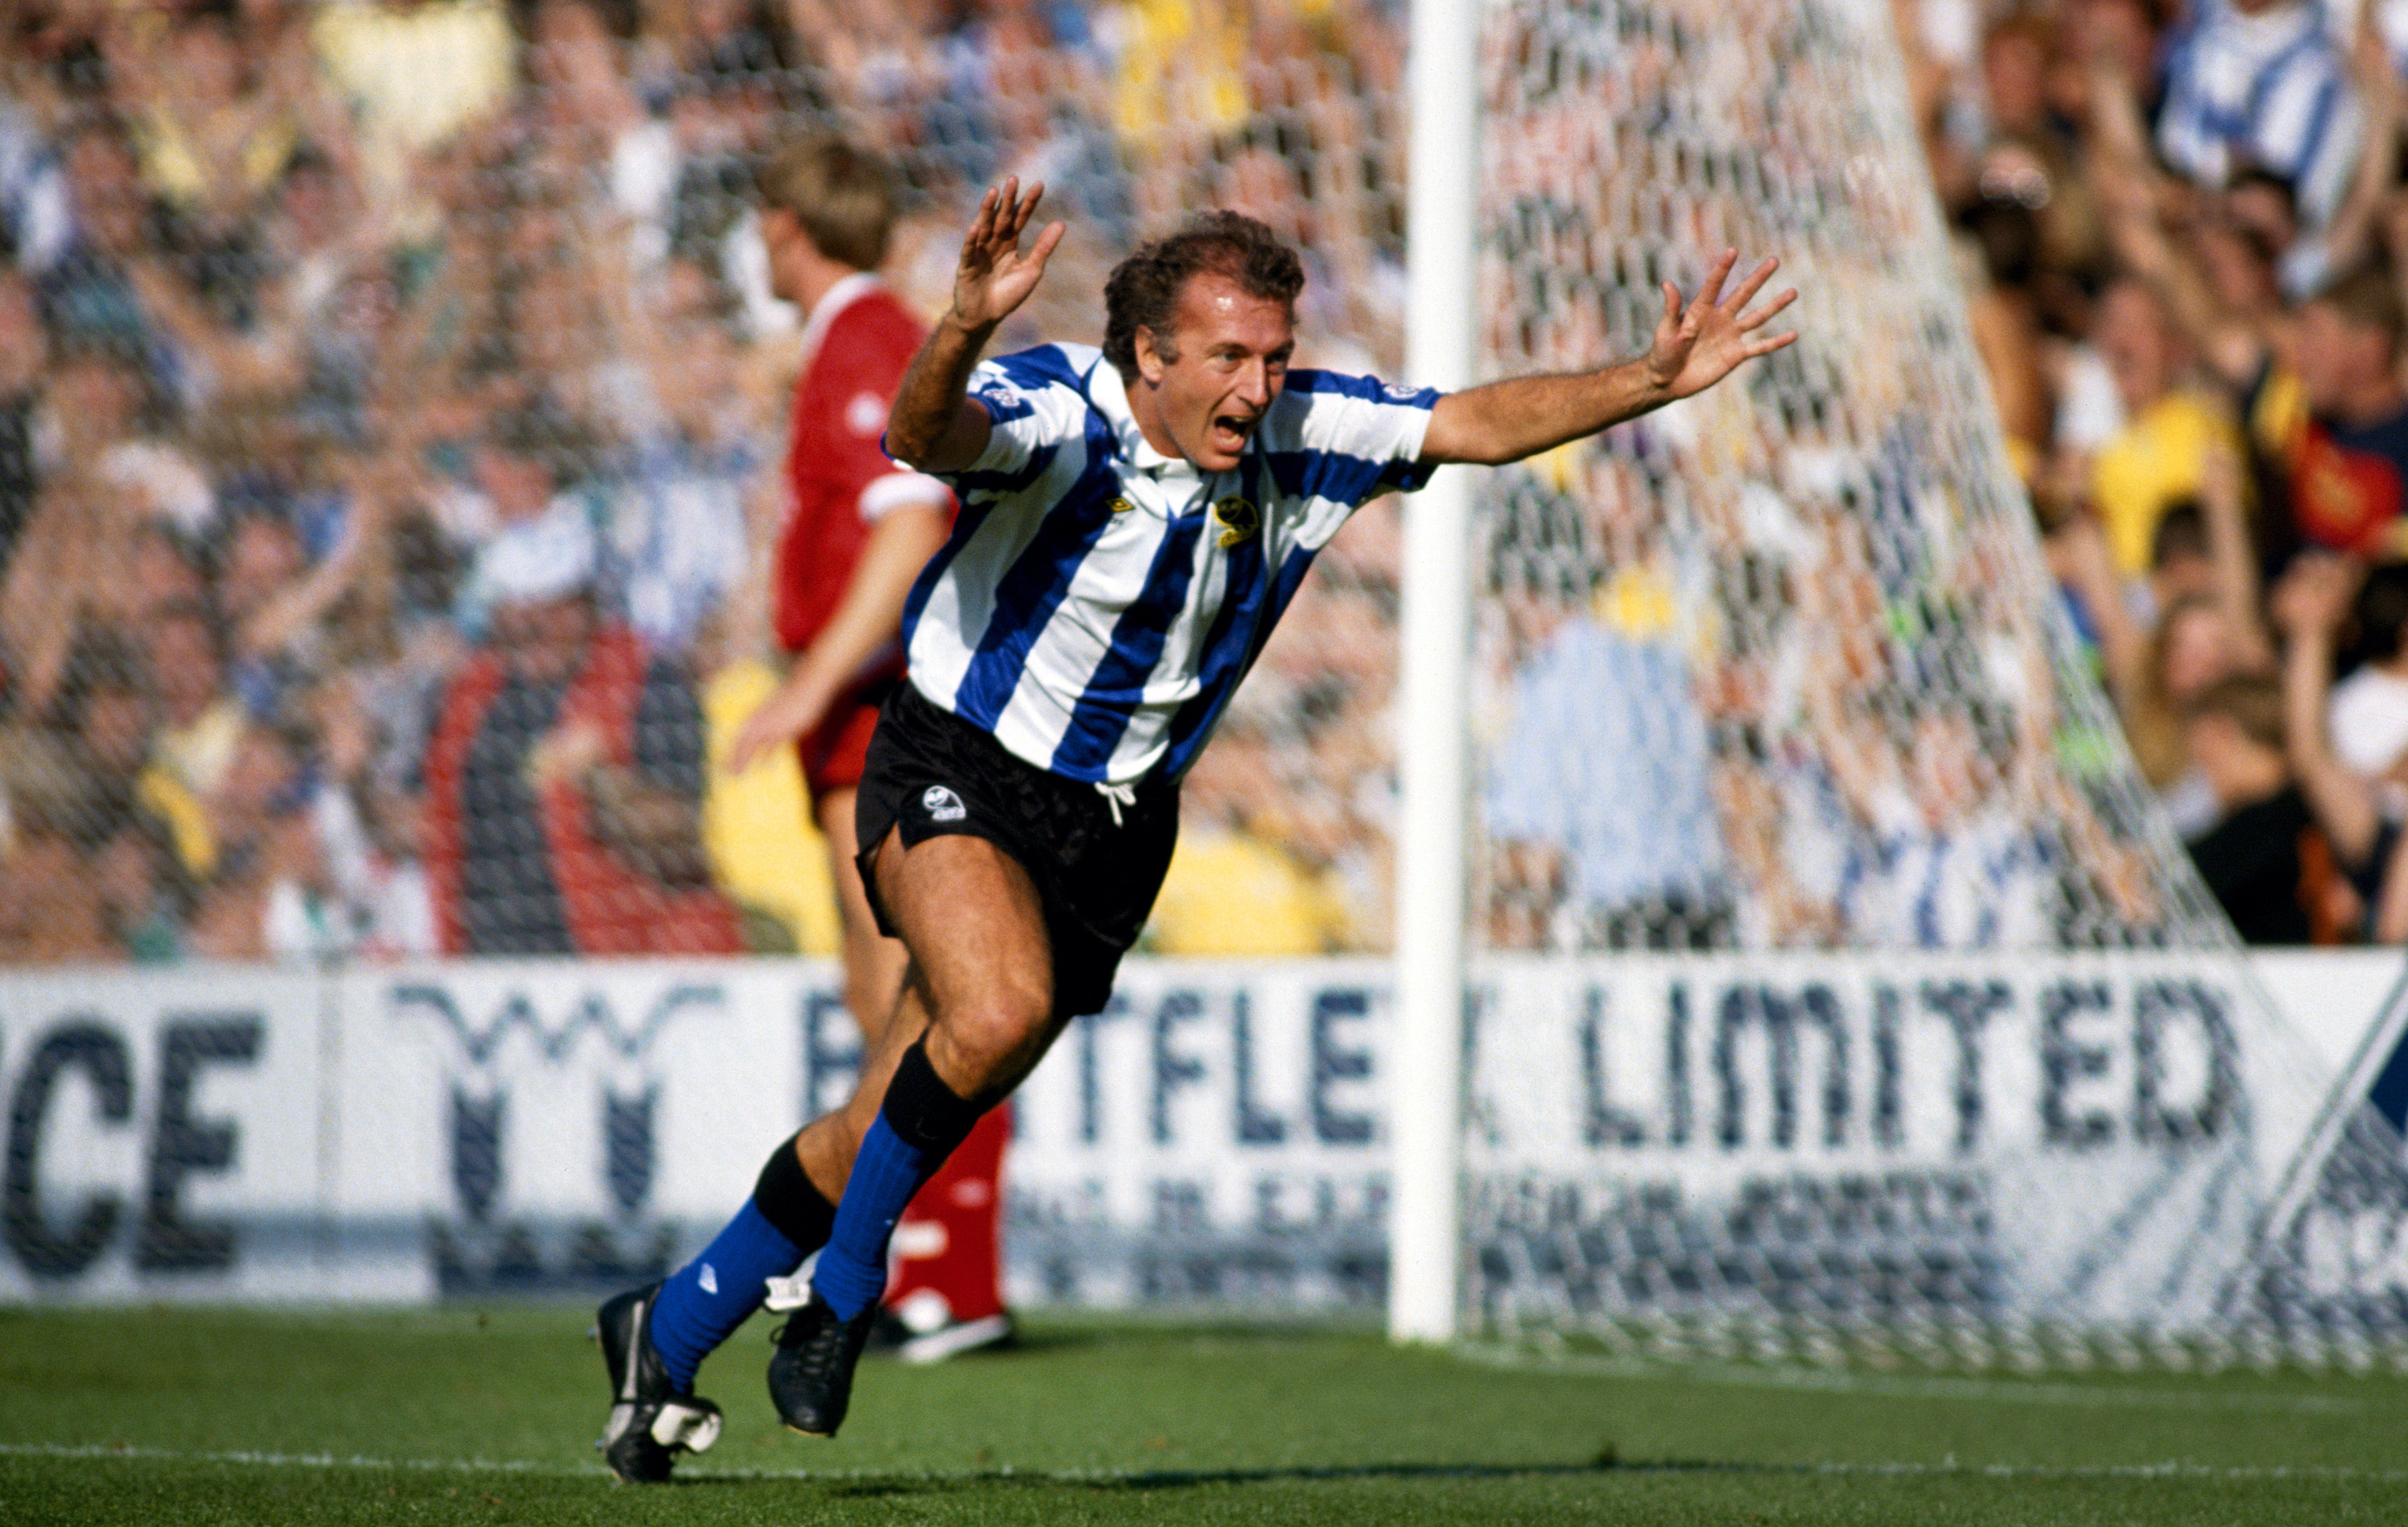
752, 1133, 838, 1254
882, 1039, 987, 1159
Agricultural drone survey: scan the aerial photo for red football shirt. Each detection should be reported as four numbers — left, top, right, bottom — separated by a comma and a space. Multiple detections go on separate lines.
2291, 418, 2407, 558
774, 275, 953, 658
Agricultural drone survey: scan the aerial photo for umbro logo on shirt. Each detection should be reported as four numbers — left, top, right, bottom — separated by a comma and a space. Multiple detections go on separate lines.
922, 786, 968, 822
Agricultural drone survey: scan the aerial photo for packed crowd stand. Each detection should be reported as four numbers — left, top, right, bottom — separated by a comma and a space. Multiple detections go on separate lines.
0, 0, 1407, 962
1921, 0, 2408, 948
2, 0, 2404, 965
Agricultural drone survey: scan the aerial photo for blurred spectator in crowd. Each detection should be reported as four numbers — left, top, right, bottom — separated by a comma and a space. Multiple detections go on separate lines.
1815, 687, 2060, 949
309, 0, 515, 233
447, 407, 597, 620
2179, 672, 2316, 942
421, 505, 743, 955
1485, 528, 1734, 948
596, 256, 758, 659
523, 0, 678, 265
2251, 266, 2408, 561
2053, 435, 2274, 828
141, 598, 246, 877
2275, 553, 2408, 934
95, 815, 187, 962
2327, 559, 2408, 775
34, 117, 172, 378
0, 273, 47, 584
1, 89, 73, 273
184, 719, 323, 959
1962, 196, 2056, 473
122, 7, 300, 236
2086, 278, 2246, 579
49, 630, 168, 848
0, 808, 118, 964
2156, 0, 2365, 257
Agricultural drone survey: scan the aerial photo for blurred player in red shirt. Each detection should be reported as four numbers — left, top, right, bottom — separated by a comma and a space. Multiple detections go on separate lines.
727, 136, 1012, 1362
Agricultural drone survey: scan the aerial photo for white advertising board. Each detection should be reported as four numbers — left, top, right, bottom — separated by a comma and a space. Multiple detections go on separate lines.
0, 971, 328, 1302
1, 953, 2401, 1324
1466, 953, 2356, 1331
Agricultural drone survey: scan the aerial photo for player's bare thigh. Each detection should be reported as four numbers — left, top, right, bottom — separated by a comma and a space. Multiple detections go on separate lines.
815, 786, 910, 1050
863, 825, 1059, 1097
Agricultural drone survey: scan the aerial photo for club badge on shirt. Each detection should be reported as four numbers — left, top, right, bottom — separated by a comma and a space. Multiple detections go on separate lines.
1212, 495, 1259, 548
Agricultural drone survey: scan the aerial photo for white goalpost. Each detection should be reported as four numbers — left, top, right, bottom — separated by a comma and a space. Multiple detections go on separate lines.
1391, 0, 1485, 1346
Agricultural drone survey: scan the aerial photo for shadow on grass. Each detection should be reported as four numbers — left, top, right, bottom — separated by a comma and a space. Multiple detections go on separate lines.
672, 1454, 1802, 1497
673, 1452, 2397, 1498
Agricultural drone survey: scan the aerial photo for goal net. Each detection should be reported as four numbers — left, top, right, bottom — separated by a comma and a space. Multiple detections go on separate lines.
1452, 0, 2408, 1370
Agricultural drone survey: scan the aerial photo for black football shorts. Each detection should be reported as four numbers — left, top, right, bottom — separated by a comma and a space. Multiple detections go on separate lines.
854, 681, 1179, 1019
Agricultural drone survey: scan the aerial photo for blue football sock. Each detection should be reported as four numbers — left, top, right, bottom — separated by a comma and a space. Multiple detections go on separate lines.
648, 1201, 801, 1391
809, 1113, 926, 1321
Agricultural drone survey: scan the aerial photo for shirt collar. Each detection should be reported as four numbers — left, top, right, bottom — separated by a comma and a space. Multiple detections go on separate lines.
1084, 357, 1200, 481
796, 271, 883, 365
2214, 2, 2318, 56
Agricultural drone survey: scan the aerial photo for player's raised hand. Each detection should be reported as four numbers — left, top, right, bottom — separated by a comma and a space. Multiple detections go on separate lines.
1645, 249, 1798, 401
950, 178, 1064, 332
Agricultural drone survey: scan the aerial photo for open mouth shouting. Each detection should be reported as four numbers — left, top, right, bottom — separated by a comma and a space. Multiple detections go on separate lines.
1210, 411, 1260, 456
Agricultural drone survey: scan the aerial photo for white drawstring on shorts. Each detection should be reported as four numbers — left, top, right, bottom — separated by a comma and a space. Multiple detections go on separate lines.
1096, 780, 1137, 827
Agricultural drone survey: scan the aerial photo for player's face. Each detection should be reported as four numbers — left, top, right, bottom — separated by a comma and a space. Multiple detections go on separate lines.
1141, 273, 1294, 472
759, 207, 811, 304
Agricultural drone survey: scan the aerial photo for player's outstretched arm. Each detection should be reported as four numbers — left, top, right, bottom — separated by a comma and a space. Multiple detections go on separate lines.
1419, 249, 1797, 466
726, 500, 952, 776
886, 178, 1066, 474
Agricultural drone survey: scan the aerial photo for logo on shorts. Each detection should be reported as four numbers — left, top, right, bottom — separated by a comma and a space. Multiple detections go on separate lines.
921, 785, 967, 822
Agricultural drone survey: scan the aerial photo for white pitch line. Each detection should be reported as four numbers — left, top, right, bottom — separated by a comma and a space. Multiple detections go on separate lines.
0, 1443, 579, 1475
1452, 1346, 2369, 1414
4, 1442, 2405, 1486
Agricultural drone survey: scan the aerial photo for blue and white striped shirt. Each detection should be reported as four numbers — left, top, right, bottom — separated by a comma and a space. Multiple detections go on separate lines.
900, 342, 1439, 785
2156, 0, 2363, 230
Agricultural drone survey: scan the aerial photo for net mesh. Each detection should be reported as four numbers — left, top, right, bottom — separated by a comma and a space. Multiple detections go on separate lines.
1468, 0, 2215, 959
1460, 0, 2408, 1371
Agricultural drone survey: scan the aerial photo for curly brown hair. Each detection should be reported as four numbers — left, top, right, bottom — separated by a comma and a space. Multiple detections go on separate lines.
1102, 211, 1305, 381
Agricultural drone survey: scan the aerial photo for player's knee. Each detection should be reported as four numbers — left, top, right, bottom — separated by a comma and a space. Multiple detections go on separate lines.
931, 995, 1047, 1096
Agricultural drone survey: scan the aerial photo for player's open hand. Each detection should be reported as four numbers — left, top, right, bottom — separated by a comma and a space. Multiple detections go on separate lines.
1645, 250, 1798, 401
950, 178, 1065, 334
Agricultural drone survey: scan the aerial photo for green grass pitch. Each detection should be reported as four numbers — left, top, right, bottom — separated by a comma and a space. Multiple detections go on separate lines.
3, 1306, 2404, 1524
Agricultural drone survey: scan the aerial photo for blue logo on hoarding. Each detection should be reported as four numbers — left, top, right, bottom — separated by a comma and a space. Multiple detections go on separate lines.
391, 983, 722, 1295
